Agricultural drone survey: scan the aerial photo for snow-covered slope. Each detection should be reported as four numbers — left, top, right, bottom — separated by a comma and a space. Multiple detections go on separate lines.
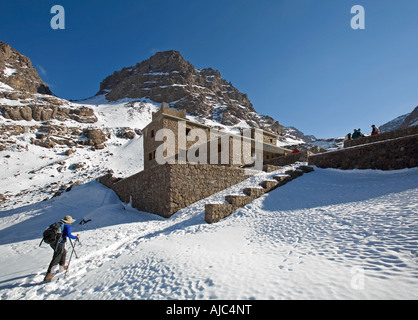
0, 91, 157, 210
1, 89, 307, 211
1, 166, 417, 300
379, 113, 410, 132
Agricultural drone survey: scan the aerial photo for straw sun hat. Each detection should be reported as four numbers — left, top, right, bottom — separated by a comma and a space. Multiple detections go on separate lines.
61, 215, 76, 224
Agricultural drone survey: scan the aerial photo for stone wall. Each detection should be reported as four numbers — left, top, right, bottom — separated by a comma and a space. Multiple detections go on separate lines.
310, 134, 417, 170
111, 164, 172, 217
167, 164, 248, 214
264, 150, 312, 167
97, 171, 122, 189
344, 125, 418, 148
107, 164, 249, 218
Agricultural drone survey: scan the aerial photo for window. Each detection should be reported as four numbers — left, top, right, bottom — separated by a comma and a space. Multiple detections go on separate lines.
149, 150, 156, 161
186, 128, 191, 136
151, 129, 155, 138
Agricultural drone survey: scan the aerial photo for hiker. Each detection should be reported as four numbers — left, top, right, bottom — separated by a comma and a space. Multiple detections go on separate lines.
292, 148, 300, 154
44, 215, 79, 282
371, 124, 379, 136
352, 128, 364, 139
352, 129, 360, 139
345, 133, 352, 140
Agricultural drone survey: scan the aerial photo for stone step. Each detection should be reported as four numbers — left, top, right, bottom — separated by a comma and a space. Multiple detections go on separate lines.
225, 195, 252, 208
205, 165, 314, 224
298, 165, 314, 173
262, 164, 282, 173
285, 169, 304, 179
259, 180, 279, 192
205, 203, 234, 224
273, 174, 292, 186
243, 187, 265, 198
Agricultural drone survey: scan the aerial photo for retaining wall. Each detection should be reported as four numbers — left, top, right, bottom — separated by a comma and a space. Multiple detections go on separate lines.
103, 164, 249, 218
310, 134, 417, 170
264, 150, 312, 167
344, 125, 418, 148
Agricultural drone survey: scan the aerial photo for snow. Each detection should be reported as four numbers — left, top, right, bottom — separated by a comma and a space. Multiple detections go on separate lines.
0, 166, 417, 300
0, 97, 152, 210
0, 81, 14, 92
3, 67, 16, 77
1, 90, 417, 300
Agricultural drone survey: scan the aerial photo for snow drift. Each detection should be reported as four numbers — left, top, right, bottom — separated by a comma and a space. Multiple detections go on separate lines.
0, 166, 417, 300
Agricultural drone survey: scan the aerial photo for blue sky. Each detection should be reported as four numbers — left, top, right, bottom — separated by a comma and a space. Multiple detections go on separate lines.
1, 0, 418, 138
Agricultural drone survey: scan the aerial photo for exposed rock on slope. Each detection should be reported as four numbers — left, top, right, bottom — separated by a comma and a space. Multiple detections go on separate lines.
96, 50, 284, 134
400, 106, 418, 129
380, 105, 418, 132
0, 103, 97, 123
0, 41, 52, 95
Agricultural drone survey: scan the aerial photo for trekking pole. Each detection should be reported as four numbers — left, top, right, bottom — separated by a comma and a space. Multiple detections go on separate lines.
68, 238, 79, 259
65, 239, 77, 279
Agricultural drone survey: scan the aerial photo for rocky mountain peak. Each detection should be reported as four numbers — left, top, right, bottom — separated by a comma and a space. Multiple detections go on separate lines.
380, 105, 418, 132
0, 41, 52, 95
96, 50, 286, 134
143, 50, 194, 74
400, 106, 418, 129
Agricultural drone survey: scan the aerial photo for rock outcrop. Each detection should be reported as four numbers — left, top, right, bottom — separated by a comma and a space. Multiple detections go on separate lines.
0, 41, 52, 95
0, 104, 97, 123
0, 41, 102, 151
400, 106, 418, 129
96, 50, 284, 134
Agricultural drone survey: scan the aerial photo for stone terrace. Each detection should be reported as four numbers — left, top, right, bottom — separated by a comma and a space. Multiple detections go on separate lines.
310, 125, 418, 170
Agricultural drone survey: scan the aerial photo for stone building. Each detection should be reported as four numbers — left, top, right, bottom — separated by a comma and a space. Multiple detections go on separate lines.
99, 103, 292, 218
142, 103, 291, 169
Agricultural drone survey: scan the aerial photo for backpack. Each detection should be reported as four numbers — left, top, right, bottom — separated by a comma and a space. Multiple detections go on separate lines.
41, 221, 64, 245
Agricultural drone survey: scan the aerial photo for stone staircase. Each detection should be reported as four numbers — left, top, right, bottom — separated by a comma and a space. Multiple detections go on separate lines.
205, 165, 314, 223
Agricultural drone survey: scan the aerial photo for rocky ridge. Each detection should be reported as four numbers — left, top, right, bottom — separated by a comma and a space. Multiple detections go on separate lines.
97, 50, 286, 136
0, 42, 143, 209
0, 41, 52, 95
0, 42, 115, 153
380, 106, 418, 132
400, 106, 418, 129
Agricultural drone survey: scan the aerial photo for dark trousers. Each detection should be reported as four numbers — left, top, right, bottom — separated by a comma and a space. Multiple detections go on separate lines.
47, 241, 67, 273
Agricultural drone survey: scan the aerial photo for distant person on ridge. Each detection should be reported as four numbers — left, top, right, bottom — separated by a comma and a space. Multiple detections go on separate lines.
352, 129, 360, 139
371, 124, 379, 135
44, 215, 79, 282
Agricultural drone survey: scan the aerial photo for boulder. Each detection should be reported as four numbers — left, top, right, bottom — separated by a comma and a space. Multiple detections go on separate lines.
82, 128, 107, 146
